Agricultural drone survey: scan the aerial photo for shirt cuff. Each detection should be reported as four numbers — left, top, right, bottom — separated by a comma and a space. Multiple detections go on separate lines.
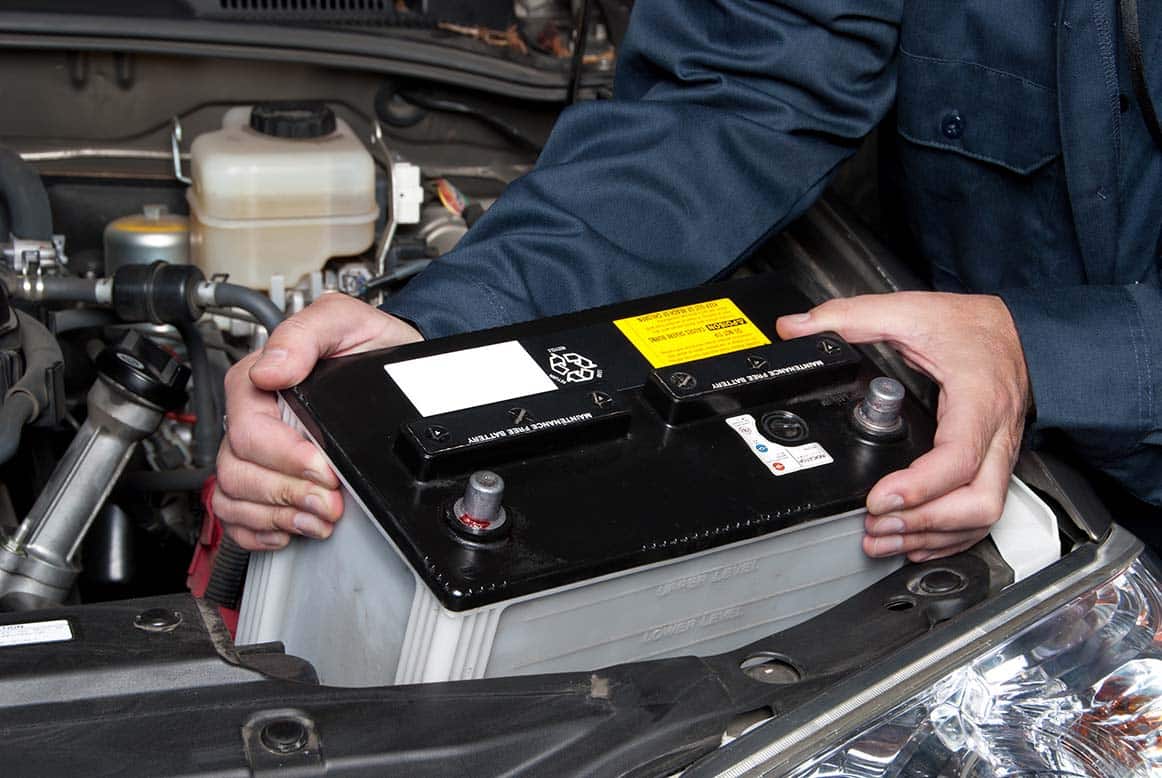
998, 284, 1154, 459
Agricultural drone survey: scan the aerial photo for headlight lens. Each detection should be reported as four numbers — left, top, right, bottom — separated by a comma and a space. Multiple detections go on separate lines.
791, 557, 1162, 777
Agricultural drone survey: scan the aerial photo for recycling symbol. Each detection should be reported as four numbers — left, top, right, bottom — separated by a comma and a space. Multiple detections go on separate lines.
548, 351, 598, 383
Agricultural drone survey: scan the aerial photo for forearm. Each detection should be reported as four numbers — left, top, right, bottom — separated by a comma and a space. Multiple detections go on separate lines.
385, 0, 902, 337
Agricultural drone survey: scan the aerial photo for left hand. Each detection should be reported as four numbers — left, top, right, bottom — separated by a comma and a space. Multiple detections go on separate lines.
776, 292, 1030, 563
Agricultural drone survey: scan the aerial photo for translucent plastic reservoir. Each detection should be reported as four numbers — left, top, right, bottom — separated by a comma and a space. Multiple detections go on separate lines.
188, 105, 377, 289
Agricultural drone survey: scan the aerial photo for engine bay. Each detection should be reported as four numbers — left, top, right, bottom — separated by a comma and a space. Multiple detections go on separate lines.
0, 45, 560, 610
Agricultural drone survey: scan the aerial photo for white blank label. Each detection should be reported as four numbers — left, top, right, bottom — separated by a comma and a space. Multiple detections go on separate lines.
385, 341, 557, 417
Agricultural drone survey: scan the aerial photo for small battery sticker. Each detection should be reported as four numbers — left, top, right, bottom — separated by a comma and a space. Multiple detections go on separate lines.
614, 298, 771, 368
0, 619, 72, 648
725, 414, 833, 476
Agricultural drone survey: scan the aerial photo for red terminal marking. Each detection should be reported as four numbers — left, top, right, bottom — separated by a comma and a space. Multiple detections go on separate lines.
166, 411, 198, 425
772, 462, 785, 472
458, 513, 492, 531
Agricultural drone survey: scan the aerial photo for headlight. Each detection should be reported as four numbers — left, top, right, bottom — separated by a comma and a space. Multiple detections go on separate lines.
790, 555, 1161, 777
686, 525, 1160, 778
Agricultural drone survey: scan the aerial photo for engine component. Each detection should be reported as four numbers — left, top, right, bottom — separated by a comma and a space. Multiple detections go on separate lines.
104, 204, 190, 274
236, 275, 1059, 686
0, 331, 189, 610
187, 103, 378, 289
0, 310, 64, 466
0, 146, 52, 241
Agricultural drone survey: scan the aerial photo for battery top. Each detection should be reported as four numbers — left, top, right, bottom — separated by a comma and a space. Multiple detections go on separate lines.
283, 276, 934, 611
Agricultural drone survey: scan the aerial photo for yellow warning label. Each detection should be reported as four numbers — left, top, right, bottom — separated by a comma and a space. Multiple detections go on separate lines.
614, 298, 771, 368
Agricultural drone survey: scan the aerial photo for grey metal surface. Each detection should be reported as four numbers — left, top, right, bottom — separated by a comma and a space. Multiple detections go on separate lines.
0, 375, 164, 606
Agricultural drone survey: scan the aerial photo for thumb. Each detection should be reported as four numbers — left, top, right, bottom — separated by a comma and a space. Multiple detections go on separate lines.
775, 293, 921, 344
248, 297, 363, 391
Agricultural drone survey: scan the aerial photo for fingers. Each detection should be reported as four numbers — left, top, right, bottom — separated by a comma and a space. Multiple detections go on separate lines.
223, 523, 291, 552
249, 295, 422, 391
212, 486, 335, 540
865, 394, 991, 515
216, 446, 342, 520
862, 527, 987, 558
223, 354, 339, 488
863, 432, 1014, 559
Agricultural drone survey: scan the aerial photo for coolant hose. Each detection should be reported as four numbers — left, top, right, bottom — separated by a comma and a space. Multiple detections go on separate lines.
0, 272, 102, 304
0, 311, 63, 465
0, 147, 52, 240
212, 283, 285, 332
175, 320, 220, 469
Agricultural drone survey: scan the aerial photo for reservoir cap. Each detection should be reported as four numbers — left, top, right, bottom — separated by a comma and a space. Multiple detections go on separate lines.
249, 101, 337, 139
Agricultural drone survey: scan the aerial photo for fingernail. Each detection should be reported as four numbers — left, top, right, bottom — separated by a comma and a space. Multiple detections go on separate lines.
304, 493, 327, 516
870, 494, 905, 514
293, 512, 329, 539
256, 348, 288, 367
872, 516, 905, 535
789, 312, 812, 323
872, 535, 904, 556
257, 531, 287, 547
910, 551, 932, 563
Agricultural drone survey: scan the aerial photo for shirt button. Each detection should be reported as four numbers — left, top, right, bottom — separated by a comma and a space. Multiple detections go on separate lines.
941, 111, 965, 139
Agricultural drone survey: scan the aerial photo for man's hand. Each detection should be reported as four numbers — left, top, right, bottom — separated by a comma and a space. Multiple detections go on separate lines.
214, 294, 423, 550
776, 292, 1029, 563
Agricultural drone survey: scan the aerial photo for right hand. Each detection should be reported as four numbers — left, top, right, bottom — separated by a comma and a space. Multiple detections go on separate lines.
214, 293, 423, 550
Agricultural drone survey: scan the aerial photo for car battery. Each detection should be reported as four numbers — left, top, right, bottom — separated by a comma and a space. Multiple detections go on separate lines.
236, 276, 1052, 686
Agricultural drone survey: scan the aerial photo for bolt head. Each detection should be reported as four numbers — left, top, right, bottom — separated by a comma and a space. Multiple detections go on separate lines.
134, 608, 182, 633
260, 719, 309, 755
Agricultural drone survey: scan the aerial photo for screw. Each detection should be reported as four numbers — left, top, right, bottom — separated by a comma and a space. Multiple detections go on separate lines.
590, 391, 613, 408
260, 719, 309, 755
508, 407, 531, 426
668, 371, 697, 391
133, 608, 182, 633
424, 425, 450, 442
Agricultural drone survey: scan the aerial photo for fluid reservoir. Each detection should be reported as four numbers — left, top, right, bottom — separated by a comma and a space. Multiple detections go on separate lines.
187, 102, 378, 289
103, 205, 190, 274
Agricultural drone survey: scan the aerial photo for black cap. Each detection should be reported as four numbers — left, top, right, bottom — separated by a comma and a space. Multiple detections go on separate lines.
249, 101, 337, 139
96, 330, 190, 412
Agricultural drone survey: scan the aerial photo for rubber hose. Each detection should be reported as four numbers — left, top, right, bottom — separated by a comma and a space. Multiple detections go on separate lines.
0, 311, 63, 465
35, 277, 102, 303
118, 466, 214, 492
0, 273, 101, 304
203, 536, 250, 610
175, 320, 219, 469
212, 283, 285, 333
0, 394, 37, 466
0, 147, 52, 240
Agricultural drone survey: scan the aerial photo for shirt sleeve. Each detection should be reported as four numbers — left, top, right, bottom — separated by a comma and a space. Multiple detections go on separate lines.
999, 283, 1162, 505
383, 0, 902, 338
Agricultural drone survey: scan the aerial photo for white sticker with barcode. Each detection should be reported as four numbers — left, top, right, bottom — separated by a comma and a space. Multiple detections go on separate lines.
0, 619, 73, 647
725, 414, 833, 476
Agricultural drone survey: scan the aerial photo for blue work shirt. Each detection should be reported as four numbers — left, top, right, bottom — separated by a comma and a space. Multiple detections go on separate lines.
386, 0, 1162, 506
